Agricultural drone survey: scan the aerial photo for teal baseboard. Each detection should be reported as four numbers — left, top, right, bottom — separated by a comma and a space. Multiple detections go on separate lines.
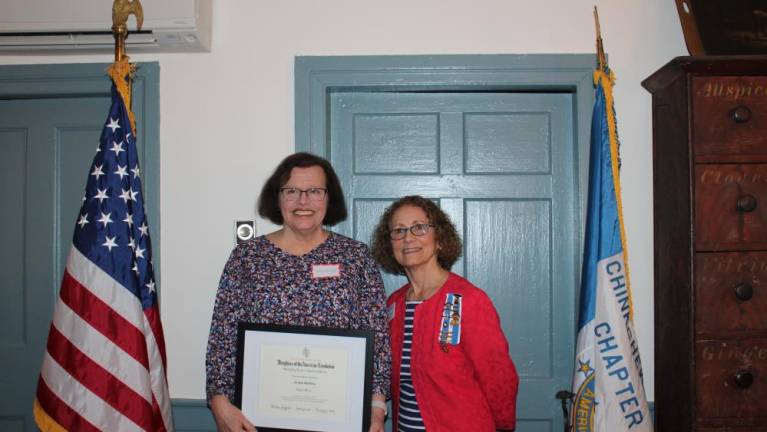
172, 399, 216, 432
171, 398, 655, 431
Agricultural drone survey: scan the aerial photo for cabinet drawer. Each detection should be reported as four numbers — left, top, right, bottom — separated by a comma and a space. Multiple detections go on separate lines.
695, 253, 767, 335
695, 164, 767, 250
695, 339, 767, 420
693, 76, 767, 162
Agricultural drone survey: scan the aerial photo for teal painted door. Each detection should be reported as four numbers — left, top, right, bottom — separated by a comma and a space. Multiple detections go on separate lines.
0, 97, 109, 431
0, 94, 163, 431
0, 63, 160, 432
329, 91, 577, 432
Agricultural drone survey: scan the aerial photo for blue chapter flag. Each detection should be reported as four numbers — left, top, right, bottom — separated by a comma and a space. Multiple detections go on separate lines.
570, 64, 653, 431
32, 63, 174, 432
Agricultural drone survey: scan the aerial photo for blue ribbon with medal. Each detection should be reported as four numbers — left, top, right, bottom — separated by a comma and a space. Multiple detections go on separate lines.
439, 293, 462, 352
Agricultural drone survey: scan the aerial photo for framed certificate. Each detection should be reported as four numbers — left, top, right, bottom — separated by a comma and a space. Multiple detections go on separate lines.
234, 323, 374, 432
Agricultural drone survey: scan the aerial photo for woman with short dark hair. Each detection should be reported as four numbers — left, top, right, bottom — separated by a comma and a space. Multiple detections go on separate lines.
371, 195, 519, 432
257, 152, 347, 226
206, 152, 390, 432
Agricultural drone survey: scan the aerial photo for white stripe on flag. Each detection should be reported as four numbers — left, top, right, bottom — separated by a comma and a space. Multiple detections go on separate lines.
52, 297, 154, 403
66, 246, 174, 431
66, 247, 145, 330
40, 352, 145, 432
145, 316, 173, 431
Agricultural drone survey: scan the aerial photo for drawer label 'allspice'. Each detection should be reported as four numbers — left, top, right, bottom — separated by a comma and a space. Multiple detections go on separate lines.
697, 80, 767, 100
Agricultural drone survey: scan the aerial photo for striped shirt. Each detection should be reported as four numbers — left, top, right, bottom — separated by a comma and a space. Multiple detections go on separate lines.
399, 301, 425, 431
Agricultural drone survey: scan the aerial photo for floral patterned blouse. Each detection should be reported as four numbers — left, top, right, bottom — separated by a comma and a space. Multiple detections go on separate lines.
205, 232, 391, 402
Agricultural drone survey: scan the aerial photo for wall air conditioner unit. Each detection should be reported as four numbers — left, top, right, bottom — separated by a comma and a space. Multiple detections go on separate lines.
0, 0, 211, 53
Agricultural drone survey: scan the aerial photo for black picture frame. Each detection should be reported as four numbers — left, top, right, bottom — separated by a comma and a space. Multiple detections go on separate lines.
234, 323, 374, 432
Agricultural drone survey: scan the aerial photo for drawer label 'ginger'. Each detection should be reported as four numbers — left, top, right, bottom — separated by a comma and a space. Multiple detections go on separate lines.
701, 343, 767, 361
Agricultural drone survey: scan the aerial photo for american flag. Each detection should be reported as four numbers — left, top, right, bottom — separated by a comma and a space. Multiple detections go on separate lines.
33, 70, 174, 432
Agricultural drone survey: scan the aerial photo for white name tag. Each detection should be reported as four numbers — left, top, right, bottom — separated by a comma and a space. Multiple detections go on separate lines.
312, 264, 341, 279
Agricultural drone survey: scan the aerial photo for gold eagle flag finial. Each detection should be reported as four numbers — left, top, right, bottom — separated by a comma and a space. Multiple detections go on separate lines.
112, 0, 144, 63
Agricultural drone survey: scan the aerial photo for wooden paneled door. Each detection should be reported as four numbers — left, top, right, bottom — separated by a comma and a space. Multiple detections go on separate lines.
0, 63, 159, 432
327, 89, 578, 432
0, 97, 109, 432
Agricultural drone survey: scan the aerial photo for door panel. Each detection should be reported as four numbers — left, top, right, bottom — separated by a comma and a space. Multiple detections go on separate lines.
0, 128, 27, 349
465, 112, 551, 173
465, 199, 552, 377
353, 113, 439, 173
330, 91, 577, 431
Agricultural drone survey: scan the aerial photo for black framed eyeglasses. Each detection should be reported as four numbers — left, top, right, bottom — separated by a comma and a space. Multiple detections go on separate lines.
389, 223, 435, 240
279, 187, 328, 202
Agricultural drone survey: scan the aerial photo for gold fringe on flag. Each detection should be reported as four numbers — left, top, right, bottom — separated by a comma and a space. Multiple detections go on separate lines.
593, 6, 635, 320
106, 60, 138, 135
32, 399, 67, 432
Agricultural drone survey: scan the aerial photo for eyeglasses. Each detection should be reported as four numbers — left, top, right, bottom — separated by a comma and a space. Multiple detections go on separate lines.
279, 187, 328, 202
389, 223, 435, 240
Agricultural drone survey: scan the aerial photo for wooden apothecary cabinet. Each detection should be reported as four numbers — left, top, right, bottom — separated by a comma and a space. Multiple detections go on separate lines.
643, 57, 767, 432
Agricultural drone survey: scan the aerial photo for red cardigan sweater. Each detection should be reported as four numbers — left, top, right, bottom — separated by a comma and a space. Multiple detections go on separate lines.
387, 272, 519, 431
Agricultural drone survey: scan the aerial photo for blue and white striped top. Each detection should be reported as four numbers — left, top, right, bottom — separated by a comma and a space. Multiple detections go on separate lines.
399, 301, 426, 431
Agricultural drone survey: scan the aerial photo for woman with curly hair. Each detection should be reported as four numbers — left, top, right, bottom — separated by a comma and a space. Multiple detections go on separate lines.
371, 195, 519, 432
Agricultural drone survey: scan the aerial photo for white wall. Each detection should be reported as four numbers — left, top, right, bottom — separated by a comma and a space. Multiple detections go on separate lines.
0, 0, 688, 400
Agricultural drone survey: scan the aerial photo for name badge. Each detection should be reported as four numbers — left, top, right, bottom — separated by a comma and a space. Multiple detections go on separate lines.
311, 264, 341, 279
438, 293, 462, 350
388, 303, 396, 322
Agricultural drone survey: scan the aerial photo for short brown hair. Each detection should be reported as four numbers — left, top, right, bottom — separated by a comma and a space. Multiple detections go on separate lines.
257, 152, 347, 226
371, 195, 462, 275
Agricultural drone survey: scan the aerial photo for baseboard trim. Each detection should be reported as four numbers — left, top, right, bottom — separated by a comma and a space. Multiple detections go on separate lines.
172, 399, 215, 432
170, 398, 655, 431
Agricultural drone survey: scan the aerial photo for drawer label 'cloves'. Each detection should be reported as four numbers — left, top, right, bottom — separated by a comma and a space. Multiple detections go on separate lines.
699, 169, 767, 185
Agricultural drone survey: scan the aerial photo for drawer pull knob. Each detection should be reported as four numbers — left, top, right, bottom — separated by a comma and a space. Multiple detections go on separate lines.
731, 105, 753, 123
736, 195, 757, 212
734, 283, 753, 301
735, 370, 754, 389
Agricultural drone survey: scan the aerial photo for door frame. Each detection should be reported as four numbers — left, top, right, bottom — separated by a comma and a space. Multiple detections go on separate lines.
295, 53, 594, 275
0, 62, 161, 289
294, 53, 595, 420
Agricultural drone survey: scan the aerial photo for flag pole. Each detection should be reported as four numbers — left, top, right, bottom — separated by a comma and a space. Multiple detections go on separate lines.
110, 0, 143, 134
593, 6, 606, 71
